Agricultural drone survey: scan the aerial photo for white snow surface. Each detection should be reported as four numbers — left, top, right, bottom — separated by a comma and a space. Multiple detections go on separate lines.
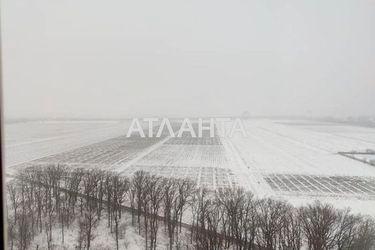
5, 119, 375, 215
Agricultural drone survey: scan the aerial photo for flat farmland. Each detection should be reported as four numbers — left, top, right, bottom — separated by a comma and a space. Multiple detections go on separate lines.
121, 165, 237, 189
230, 120, 375, 177
29, 136, 165, 168
4, 120, 130, 173
5, 119, 375, 215
118, 125, 237, 189
165, 137, 222, 145
226, 119, 375, 214
135, 145, 229, 169
264, 174, 375, 199
5, 120, 121, 146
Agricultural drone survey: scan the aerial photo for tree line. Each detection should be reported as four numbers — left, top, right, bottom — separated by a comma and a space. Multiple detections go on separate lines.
6, 165, 375, 249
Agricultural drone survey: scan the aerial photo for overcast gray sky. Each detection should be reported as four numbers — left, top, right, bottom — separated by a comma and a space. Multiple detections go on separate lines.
2, 0, 375, 118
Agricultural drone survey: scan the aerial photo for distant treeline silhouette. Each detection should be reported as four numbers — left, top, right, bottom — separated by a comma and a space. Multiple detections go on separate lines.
6, 165, 375, 250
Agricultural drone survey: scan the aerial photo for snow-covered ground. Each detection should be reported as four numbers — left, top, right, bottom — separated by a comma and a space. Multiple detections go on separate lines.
4, 120, 130, 174
230, 119, 375, 176
5, 119, 375, 215
227, 119, 375, 215
136, 145, 229, 169
29, 212, 187, 250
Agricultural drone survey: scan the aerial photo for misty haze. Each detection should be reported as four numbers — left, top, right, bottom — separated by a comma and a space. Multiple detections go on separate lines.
2, 0, 375, 249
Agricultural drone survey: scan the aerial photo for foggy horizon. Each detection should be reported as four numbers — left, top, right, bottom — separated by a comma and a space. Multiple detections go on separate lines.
2, 0, 375, 119
3, 2, 375, 248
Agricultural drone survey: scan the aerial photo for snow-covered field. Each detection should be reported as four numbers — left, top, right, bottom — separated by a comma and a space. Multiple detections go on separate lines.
228, 119, 375, 215
5, 119, 375, 215
231, 120, 375, 176
4, 120, 130, 174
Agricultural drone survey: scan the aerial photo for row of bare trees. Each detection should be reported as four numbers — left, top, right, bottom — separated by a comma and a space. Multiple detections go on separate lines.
190, 188, 375, 249
128, 170, 196, 249
6, 165, 375, 250
6, 165, 129, 250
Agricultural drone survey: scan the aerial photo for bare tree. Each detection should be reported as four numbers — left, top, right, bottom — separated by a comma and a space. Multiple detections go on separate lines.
256, 198, 288, 249
191, 188, 211, 249
140, 174, 152, 250
78, 207, 99, 250
352, 217, 375, 250
299, 201, 339, 250
17, 211, 32, 250
205, 198, 225, 249
17, 178, 33, 250
7, 182, 20, 250
278, 206, 302, 250
216, 187, 248, 248
334, 208, 361, 249
162, 177, 179, 249
239, 192, 259, 249
176, 178, 196, 232
147, 176, 164, 250
112, 175, 130, 250
67, 168, 85, 217
132, 171, 148, 233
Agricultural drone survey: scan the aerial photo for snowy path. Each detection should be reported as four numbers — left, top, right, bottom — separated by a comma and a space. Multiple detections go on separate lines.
221, 136, 272, 197
115, 136, 171, 173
